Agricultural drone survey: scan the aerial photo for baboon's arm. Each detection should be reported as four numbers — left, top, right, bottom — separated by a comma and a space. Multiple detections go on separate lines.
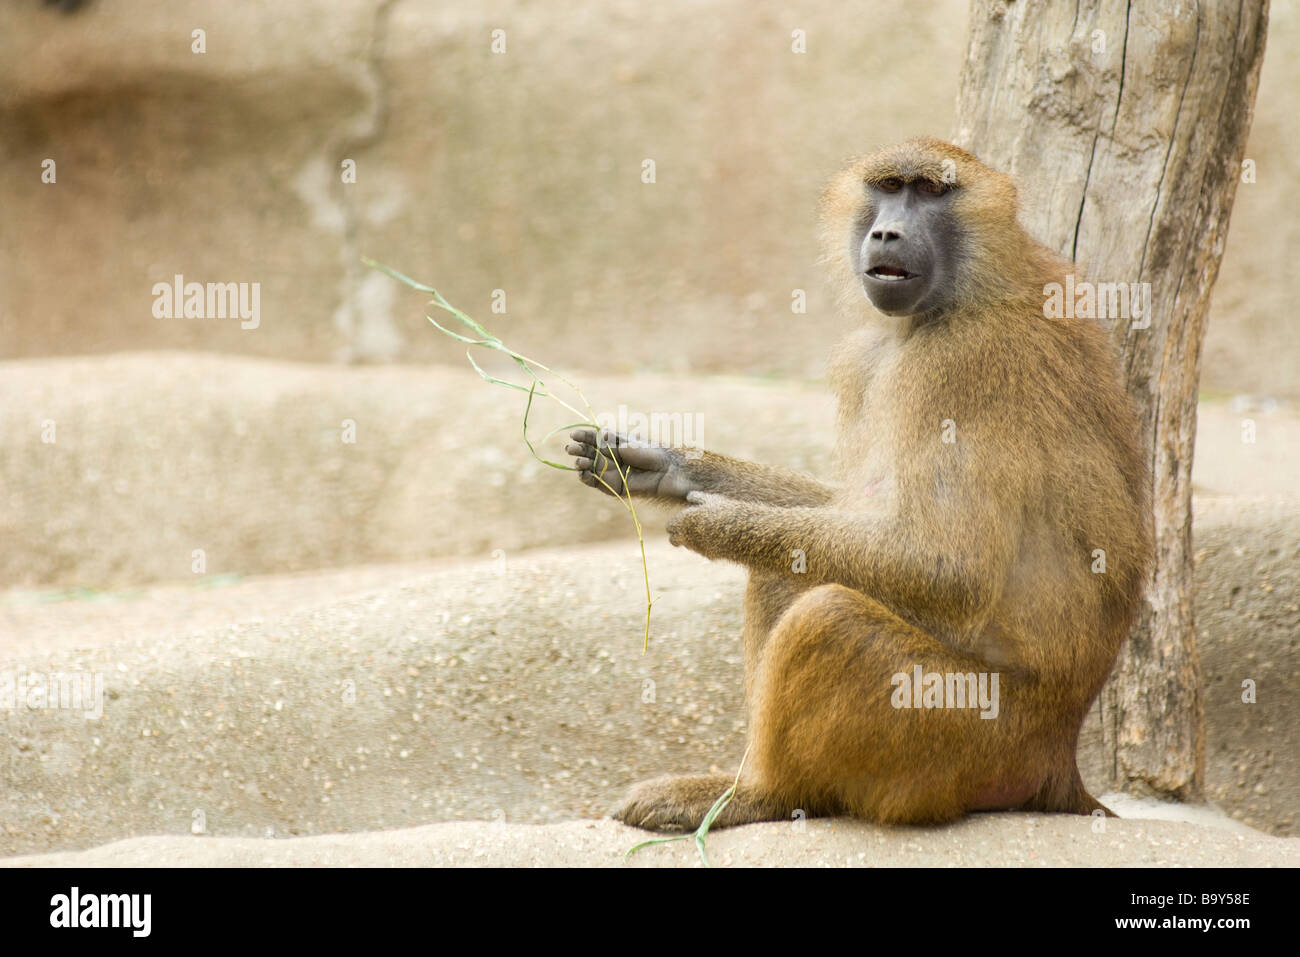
666, 492, 1018, 623
567, 428, 834, 508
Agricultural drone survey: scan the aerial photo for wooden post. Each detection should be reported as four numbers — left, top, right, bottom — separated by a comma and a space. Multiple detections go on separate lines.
953, 0, 1270, 798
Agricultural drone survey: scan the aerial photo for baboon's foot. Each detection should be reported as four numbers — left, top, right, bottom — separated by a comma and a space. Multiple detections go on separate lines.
613, 774, 781, 832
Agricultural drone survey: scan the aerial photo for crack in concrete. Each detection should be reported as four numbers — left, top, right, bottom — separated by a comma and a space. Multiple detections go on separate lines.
290, 0, 403, 362
333, 0, 402, 363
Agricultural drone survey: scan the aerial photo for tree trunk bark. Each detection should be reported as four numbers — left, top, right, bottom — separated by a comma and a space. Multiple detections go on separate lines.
953, 0, 1269, 799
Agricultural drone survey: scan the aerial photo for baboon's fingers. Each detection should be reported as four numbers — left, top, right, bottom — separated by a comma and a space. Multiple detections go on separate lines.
574, 428, 674, 473
578, 468, 621, 495
569, 435, 630, 487
569, 431, 627, 466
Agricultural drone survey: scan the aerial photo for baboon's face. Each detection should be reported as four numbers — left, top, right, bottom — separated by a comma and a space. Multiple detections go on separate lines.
854, 177, 962, 318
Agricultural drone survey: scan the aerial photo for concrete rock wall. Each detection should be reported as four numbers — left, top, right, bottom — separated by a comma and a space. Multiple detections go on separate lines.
2, 0, 1296, 393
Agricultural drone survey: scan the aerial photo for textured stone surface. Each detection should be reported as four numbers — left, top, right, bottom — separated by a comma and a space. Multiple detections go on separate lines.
5, 815, 1296, 869
1, 0, 1296, 394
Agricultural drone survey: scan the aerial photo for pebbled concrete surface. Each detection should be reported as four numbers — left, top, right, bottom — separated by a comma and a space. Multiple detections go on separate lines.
1, 531, 1296, 861
3, 814, 1295, 868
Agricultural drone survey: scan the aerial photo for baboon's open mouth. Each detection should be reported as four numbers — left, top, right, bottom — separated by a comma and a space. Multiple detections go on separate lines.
866, 265, 917, 282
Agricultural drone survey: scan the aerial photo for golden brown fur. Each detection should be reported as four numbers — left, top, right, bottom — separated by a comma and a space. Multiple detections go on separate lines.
599, 138, 1152, 829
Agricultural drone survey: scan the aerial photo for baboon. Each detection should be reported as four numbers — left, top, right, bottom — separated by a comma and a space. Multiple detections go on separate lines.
568, 138, 1152, 829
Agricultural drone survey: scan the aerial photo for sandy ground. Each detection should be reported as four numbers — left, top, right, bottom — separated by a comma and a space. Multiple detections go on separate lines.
1, 529, 1295, 866
4, 814, 1296, 869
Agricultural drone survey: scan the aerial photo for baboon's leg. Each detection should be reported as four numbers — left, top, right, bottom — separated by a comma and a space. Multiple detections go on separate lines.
615, 584, 1060, 832
745, 583, 1051, 825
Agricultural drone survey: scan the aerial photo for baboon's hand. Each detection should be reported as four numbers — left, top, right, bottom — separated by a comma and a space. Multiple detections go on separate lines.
566, 428, 692, 499
665, 490, 741, 558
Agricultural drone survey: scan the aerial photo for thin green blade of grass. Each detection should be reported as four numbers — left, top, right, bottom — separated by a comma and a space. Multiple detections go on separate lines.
424, 313, 486, 346
521, 380, 580, 470
693, 784, 738, 867
366, 257, 656, 648
624, 833, 691, 858
621, 782, 739, 867
465, 349, 536, 394
361, 258, 438, 294
362, 257, 499, 341
539, 421, 600, 445
622, 785, 737, 868
624, 743, 752, 867
368, 256, 751, 867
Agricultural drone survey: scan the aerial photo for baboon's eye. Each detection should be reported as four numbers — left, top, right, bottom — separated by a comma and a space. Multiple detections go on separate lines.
877, 177, 904, 192
917, 179, 949, 196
